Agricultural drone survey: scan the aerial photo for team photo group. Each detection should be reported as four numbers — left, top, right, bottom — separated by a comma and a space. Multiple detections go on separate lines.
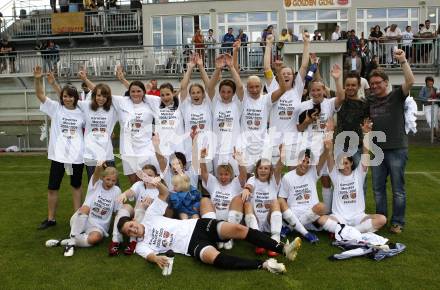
35, 31, 412, 274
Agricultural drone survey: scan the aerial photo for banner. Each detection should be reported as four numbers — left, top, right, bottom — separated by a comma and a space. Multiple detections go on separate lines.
51, 12, 85, 34
284, 0, 351, 9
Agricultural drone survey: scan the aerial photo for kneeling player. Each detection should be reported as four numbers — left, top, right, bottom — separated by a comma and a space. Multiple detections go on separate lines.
118, 175, 302, 274
46, 162, 122, 256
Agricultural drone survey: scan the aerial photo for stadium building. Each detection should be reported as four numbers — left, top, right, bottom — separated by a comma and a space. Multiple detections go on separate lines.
0, 0, 439, 149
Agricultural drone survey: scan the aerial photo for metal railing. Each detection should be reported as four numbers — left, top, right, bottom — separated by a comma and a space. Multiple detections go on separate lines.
0, 40, 438, 78
3, 9, 141, 38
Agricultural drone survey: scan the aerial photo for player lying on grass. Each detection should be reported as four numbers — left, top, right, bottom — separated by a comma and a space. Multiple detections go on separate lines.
45, 162, 127, 257
118, 175, 302, 274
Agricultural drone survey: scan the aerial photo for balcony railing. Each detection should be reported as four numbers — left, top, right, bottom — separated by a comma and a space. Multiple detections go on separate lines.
0, 40, 438, 78
3, 9, 141, 39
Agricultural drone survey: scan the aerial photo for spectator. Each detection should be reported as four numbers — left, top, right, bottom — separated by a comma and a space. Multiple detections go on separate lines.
59, 0, 69, 13
339, 30, 348, 40
401, 25, 414, 64
331, 25, 341, 41
192, 27, 205, 62
364, 55, 379, 80
0, 39, 16, 73
236, 28, 248, 68
277, 28, 291, 57
261, 25, 274, 44
42, 40, 60, 73
287, 28, 298, 42
384, 24, 402, 64
312, 29, 324, 41
347, 29, 360, 52
221, 27, 235, 54
205, 29, 217, 69
367, 49, 415, 234
359, 38, 371, 77
146, 79, 160, 96
343, 49, 362, 76
107, 0, 117, 10
418, 19, 436, 63
418, 76, 439, 136
368, 25, 383, 56
50, 0, 57, 13
357, 76, 370, 100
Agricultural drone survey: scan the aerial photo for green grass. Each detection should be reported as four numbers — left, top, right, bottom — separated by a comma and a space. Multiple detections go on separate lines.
1, 145, 440, 290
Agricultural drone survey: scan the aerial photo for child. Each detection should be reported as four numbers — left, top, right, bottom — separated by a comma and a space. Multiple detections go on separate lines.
116, 164, 162, 255
45, 162, 121, 257
169, 174, 202, 219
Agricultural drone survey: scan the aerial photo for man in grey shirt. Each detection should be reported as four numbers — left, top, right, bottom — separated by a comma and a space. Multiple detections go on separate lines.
366, 49, 415, 234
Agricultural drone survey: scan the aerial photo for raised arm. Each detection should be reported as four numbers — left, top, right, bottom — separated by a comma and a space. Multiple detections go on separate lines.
152, 133, 167, 174
232, 40, 240, 72
330, 63, 344, 109
321, 119, 335, 174
33, 66, 48, 103
207, 55, 224, 99
274, 145, 284, 184
394, 49, 415, 96
78, 67, 96, 91
196, 53, 210, 90
270, 60, 287, 103
199, 147, 209, 184
46, 71, 62, 96
92, 161, 106, 185
116, 65, 130, 89
263, 34, 275, 84
225, 53, 244, 100
360, 118, 373, 172
179, 55, 196, 102
298, 31, 311, 79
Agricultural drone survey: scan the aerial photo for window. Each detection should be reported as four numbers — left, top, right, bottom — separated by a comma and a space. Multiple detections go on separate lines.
388, 8, 408, 19
427, 7, 440, 31
367, 9, 386, 19
227, 13, 247, 23
297, 10, 316, 21
219, 12, 277, 42
357, 8, 419, 36
162, 16, 178, 45
249, 12, 267, 22
318, 10, 337, 20
286, 9, 348, 36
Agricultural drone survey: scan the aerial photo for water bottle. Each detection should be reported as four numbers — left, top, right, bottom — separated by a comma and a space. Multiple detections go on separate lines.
162, 250, 175, 276
305, 63, 317, 82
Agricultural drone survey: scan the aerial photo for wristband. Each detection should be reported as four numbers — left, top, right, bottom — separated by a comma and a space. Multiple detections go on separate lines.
264, 70, 274, 79
244, 185, 253, 192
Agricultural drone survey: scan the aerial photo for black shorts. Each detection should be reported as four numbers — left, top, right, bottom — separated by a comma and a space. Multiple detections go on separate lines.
187, 218, 228, 260
48, 160, 84, 190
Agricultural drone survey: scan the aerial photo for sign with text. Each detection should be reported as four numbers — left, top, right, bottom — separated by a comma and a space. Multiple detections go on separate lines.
51, 12, 85, 34
284, 0, 351, 9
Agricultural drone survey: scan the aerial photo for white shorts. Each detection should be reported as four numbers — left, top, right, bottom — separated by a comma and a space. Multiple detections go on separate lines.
70, 212, 106, 237
294, 207, 322, 231
424, 105, 439, 129
215, 209, 229, 222
331, 213, 369, 227
256, 213, 271, 233
121, 154, 160, 175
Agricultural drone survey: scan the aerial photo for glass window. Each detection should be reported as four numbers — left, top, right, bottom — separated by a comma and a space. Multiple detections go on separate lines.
318, 10, 337, 20
357, 9, 364, 19
392, 21, 410, 32
152, 17, 161, 32
366, 9, 386, 19
388, 8, 408, 18
339, 22, 348, 31
411, 20, 418, 33
297, 10, 316, 21
218, 13, 224, 24
271, 12, 278, 21
153, 33, 161, 47
357, 22, 364, 37
227, 13, 247, 23
248, 24, 267, 41
340, 9, 348, 20
411, 8, 419, 18
181, 16, 194, 45
367, 21, 387, 33
286, 11, 294, 21
249, 12, 267, 22
162, 16, 178, 45
200, 15, 210, 30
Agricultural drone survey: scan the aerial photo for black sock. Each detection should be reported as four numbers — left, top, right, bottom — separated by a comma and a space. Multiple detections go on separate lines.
213, 252, 263, 270
245, 228, 284, 253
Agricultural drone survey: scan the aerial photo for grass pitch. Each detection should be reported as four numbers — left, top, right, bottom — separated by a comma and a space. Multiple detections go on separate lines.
0, 145, 439, 290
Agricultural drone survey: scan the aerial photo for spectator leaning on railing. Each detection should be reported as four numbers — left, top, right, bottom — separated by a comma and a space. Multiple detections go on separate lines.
401, 26, 414, 64
417, 19, 437, 63
418, 76, 439, 138
331, 25, 341, 41
222, 27, 235, 54
205, 29, 217, 69
367, 48, 415, 234
0, 38, 16, 74
347, 29, 360, 52
236, 28, 248, 69
384, 24, 402, 65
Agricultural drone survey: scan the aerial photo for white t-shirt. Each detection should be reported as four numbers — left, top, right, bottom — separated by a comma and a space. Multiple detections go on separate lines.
329, 165, 367, 221
40, 98, 85, 164
247, 176, 279, 223
135, 199, 198, 258
267, 74, 304, 145
83, 179, 121, 236
112, 95, 155, 157
212, 94, 242, 155
385, 28, 402, 43
203, 174, 243, 220
80, 91, 92, 101
78, 100, 117, 162
401, 31, 413, 46
241, 90, 273, 152
358, 77, 370, 100
279, 167, 320, 213
180, 97, 213, 160
130, 181, 160, 208
331, 31, 340, 41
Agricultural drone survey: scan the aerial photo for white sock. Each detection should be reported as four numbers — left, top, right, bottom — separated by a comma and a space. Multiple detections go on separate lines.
70, 213, 88, 238
244, 214, 258, 230
322, 187, 332, 214
228, 210, 243, 224
202, 212, 217, 219
355, 219, 375, 233
74, 233, 92, 248
322, 219, 338, 233
282, 209, 308, 236
302, 208, 320, 225
112, 208, 130, 243
270, 211, 282, 243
